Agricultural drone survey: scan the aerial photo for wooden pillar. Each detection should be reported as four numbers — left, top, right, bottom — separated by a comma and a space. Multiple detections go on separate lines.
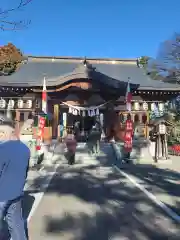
24, 111, 29, 121
15, 110, 20, 139
52, 104, 59, 139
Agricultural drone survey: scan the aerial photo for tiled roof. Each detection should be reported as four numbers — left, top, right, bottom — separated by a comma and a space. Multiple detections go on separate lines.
0, 56, 179, 90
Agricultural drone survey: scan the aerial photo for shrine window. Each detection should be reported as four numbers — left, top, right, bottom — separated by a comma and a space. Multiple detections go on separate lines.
134, 114, 139, 123
142, 114, 147, 124
119, 113, 124, 123
20, 112, 24, 122
127, 113, 131, 120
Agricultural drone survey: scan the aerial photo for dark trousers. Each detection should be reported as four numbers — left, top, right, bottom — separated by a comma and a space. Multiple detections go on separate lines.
67, 151, 75, 165
89, 140, 100, 154
0, 197, 27, 240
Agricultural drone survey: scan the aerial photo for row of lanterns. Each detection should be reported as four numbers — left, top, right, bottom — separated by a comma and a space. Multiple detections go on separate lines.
133, 102, 164, 111
0, 98, 33, 109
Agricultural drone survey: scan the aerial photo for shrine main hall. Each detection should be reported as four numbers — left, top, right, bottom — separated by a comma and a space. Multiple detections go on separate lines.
0, 55, 180, 141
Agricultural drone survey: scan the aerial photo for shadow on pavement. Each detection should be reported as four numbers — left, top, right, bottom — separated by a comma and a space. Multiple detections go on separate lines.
27, 144, 180, 240
115, 162, 180, 215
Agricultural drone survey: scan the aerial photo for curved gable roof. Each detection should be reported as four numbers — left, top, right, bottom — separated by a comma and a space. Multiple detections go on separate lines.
0, 56, 179, 91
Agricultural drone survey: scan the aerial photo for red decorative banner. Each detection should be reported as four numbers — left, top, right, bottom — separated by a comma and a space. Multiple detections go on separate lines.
124, 119, 133, 153
125, 119, 133, 133
36, 116, 46, 151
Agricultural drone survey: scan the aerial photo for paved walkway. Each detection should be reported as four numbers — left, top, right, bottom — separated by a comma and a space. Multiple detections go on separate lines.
113, 141, 180, 217
27, 143, 180, 240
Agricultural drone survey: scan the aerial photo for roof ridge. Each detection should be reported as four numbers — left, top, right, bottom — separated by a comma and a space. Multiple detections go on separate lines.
27, 55, 137, 62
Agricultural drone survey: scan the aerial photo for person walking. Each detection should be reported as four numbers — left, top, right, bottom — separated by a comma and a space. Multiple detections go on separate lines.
65, 128, 77, 165
88, 125, 101, 155
0, 115, 30, 240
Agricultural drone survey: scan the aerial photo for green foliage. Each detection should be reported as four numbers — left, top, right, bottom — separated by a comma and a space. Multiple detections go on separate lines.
139, 56, 150, 68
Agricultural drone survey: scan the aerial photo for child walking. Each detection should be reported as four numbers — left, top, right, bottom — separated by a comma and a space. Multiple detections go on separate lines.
65, 129, 77, 165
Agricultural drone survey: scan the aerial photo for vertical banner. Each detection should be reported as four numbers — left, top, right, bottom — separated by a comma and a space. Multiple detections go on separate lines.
42, 77, 47, 114
125, 81, 132, 112
100, 113, 104, 127
53, 104, 59, 138
36, 116, 46, 150
15, 110, 20, 139
124, 119, 133, 153
63, 112, 67, 137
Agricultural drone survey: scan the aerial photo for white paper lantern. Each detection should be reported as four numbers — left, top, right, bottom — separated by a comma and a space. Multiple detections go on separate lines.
159, 123, 166, 134
63, 112, 67, 122
26, 100, 32, 109
100, 113, 104, 126
91, 109, 95, 116
8, 99, 15, 109
96, 108, 99, 115
82, 110, 86, 117
17, 99, 24, 108
151, 103, 155, 111
159, 103, 164, 111
0, 98, 6, 108
142, 102, 148, 111
73, 109, 78, 115
69, 107, 73, 113
134, 102, 140, 111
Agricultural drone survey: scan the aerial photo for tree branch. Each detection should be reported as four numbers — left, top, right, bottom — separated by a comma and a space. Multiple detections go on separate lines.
0, 0, 32, 31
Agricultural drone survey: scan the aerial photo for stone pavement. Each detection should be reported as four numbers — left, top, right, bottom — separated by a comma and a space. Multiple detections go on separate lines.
112, 141, 180, 217
27, 143, 180, 240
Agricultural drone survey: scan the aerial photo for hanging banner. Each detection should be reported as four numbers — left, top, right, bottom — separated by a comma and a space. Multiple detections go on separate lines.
62, 100, 111, 116
124, 131, 133, 153
125, 119, 133, 133
36, 116, 46, 150
124, 119, 133, 153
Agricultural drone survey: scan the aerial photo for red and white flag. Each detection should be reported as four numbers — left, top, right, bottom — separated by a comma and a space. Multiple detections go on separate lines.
125, 81, 132, 112
36, 77, 47, 151
42, 77, 47, 114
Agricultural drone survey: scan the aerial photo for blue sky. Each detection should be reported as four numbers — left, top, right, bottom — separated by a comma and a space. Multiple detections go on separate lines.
0, 0, 179, 58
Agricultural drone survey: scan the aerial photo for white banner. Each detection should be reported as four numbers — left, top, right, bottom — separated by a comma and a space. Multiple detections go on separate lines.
62, 100, 110, 116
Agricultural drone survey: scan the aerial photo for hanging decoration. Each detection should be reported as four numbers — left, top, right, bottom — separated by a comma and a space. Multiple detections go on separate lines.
17, 99, 24, 108
63, 112, 67, 130
0, 98, 6, 108
142, 102, 148, 111
91, 109, 95, 116
42, 77, 47, 114
154, 103, 160, 117
158, 102, 164, 116
82, 110, 86, 117
125, 81, 132, 111
176, 95, 180, 102
96, 108, 99, 115
158, 103, 164, 111
8, 99, 15, 109
134, 102, 140, 111
26, 100, 32, 108
63, 100, 110, 117
36, 116, 46, 151
151, 103, 155, 111
100, 113, 104, 126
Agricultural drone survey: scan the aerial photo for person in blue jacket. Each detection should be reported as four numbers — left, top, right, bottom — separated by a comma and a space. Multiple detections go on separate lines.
0, 114, 30, 240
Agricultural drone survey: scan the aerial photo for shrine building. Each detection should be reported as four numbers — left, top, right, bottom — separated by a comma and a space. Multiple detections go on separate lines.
0, 56, 180, 141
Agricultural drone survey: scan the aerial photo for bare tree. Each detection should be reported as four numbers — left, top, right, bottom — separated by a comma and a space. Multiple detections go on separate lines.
0, 0, 33, 31
150, 33, 180, 83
